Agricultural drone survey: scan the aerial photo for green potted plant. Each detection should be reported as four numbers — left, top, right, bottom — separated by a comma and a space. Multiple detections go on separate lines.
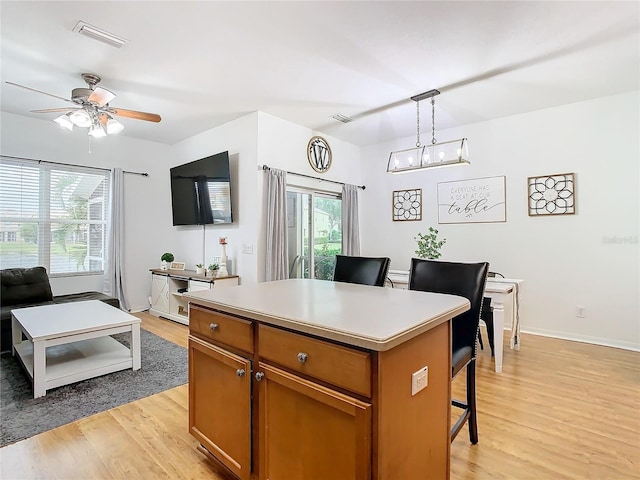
195, 263, 205, 275
160, 252, 174, 270
208, 263, 220, 277
414, 227, 446, 259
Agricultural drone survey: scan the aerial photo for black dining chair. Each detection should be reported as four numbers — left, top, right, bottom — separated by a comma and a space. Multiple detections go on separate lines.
478, 271, 504, 357
332, 255, 391, 287
408, 258, 489, 444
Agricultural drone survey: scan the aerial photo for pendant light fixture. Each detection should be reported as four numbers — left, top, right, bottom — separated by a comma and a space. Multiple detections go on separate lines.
387, 89, 469, 174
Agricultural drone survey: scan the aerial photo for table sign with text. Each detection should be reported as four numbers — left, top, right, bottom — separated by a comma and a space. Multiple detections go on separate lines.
437, 176, 506, 224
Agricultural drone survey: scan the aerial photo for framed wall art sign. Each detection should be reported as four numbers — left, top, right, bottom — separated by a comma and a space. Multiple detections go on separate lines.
392, 188, 422, 221
527, 172, 575, 216
437, 176, 506, 224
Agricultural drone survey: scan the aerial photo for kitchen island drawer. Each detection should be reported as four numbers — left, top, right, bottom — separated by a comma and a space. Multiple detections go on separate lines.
190, 304, 253, 353
258, 324, 371, 397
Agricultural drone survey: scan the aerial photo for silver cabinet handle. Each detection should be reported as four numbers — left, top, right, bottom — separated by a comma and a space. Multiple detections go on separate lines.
236, 369, 245, 377
209, 323, 218, 331
297, 352, 308, 363
255, 372, 265, 381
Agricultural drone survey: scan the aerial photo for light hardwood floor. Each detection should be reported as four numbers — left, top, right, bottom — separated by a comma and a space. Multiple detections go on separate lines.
1, 312, 638, 479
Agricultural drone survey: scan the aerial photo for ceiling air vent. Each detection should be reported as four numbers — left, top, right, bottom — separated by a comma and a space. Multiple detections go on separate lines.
73, 21, 127, 48
331, 113, 353, 123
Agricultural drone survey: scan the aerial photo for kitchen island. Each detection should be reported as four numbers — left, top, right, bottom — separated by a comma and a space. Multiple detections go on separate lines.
185, 278, 469, 480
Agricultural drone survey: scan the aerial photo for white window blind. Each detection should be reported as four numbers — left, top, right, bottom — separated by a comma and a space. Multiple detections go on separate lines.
0, 157, 110, 276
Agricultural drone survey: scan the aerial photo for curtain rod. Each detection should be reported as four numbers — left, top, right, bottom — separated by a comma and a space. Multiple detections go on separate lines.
260, 165, 365, 190
0, 155, 149, 177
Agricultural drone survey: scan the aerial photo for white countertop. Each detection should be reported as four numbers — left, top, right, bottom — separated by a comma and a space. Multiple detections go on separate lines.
185, 278, 469, 351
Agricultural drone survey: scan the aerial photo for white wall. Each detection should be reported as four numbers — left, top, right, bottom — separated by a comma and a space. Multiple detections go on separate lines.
1, 112, 171, 312
168, 113, 260, 284
359, 91, 640, 350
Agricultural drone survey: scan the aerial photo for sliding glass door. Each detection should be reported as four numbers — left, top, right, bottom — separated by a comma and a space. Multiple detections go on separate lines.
286, 188, 342, 280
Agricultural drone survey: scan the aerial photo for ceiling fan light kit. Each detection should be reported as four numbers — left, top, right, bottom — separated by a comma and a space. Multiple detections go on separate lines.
387, 89, 470, 174
6, 72, 160, 139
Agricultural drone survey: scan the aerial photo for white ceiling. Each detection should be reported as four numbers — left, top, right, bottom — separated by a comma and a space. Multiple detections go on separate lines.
1, 1, 638, 147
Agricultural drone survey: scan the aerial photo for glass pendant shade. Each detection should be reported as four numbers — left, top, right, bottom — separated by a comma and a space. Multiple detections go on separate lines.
69, 109, 92, 128
387, 138, 469, 174
106, 117, 124, 134
88, 122, 107, 137
53, 114, 74, 131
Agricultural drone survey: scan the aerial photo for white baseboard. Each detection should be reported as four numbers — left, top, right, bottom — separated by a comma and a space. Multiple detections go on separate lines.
519, 326, 640, 352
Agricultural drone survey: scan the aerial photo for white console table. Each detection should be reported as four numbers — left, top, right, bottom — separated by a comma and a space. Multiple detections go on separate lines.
149, 269, 239, 325
386, 270, 523, 373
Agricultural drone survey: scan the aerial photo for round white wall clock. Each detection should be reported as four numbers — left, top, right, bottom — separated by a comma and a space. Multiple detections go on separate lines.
307, 136, 332, 173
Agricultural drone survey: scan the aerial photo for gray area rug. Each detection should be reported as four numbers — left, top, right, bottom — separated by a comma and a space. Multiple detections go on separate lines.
0, 329, 187, 447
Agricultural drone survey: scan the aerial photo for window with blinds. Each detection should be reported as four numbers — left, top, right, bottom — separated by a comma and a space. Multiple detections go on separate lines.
0, 157, 110, 276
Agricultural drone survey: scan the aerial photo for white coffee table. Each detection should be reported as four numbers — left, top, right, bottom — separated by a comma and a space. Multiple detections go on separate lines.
11, 300, 141, 398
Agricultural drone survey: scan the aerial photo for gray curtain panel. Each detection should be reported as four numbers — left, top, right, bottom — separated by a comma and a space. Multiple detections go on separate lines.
103, 168, 130, 310
265, 168, 289, 281
342, 183, 361, 256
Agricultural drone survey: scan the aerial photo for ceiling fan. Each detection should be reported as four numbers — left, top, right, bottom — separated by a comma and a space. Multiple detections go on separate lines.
6, 73, 161, 136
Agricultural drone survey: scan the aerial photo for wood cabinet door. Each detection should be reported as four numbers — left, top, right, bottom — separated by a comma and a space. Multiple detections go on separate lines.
150, 274, 169, 313
257, 362, 371, 480
189, 336, 252, 480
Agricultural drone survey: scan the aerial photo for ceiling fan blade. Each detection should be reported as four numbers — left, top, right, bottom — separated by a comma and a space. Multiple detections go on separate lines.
88, 86, 116, 107
6, 81, 75, 104
109, 108, 161, 123
30, 107, 81, 114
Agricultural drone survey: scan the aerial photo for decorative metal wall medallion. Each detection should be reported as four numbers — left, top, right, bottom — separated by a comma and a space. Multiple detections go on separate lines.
307, 136, 332, 173
392, 188, 422, 221
527, 172, 576, 216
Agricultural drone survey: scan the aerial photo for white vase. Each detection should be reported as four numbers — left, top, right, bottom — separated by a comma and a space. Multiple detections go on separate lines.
218, 244, 229, 277
195, 267, 205, 275
161, 260, 168, 270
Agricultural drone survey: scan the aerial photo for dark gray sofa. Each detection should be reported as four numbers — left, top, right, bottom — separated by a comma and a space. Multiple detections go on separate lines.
0, 266, 120, 352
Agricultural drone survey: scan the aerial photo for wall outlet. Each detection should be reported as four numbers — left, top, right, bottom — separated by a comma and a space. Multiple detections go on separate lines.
576, 305, 585, 318
411, 366, 428, 396
242, 243, 254, 254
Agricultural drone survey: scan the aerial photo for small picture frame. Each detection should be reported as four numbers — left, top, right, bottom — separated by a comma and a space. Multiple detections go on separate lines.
527, 172, 576, 216
170, 261, 186, 270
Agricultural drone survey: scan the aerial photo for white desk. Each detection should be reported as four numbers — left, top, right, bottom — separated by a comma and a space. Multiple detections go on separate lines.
385, 270, 523, 373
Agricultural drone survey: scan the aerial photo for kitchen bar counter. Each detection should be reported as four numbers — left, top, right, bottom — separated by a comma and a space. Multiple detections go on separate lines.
184, 278, 469, 480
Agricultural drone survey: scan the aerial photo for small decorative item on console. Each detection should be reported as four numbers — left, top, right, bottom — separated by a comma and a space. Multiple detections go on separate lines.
160, 252, 174, 270
195, 264, 205, 275
208, 263, 220, 277
218, 237, 229, 277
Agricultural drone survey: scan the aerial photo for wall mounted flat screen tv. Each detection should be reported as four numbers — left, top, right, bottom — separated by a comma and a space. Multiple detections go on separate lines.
170, 151, 233, 226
